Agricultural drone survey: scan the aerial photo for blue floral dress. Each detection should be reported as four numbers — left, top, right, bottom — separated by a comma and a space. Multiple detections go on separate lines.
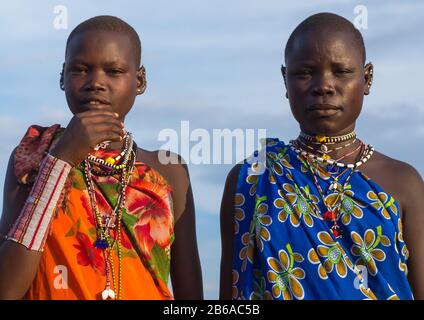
232, 138, 413, 300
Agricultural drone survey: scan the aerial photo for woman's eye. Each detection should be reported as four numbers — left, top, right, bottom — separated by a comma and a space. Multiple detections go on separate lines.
294, 70, 312, 78
297, 70, 311, 75
336, 69, 352, 74
69, 66, 87, 74
108, 69, 124, 75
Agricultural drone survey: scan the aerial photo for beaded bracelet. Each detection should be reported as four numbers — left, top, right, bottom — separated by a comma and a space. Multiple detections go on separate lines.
6, 154, 72, 251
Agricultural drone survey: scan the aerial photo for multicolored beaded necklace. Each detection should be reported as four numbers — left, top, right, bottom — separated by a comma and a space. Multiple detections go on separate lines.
87, 131, 132, 172
299, 131, 357, 160
81, 131, 136, 300
299, 131, 357, 143
291, 139, 374, 170
289, 133, 374, 239
297, 137, 357, 159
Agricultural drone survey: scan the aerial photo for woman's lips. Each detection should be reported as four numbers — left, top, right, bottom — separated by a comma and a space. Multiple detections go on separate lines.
307, 104, 341, 117
308, 108, 340, 117
79, 100, 111, 111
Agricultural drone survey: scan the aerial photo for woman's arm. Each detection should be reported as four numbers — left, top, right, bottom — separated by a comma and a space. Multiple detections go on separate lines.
219, 164, 241, 300
0, 149, 43, 299
401, 164, 424, 299
161, 154, 203, 299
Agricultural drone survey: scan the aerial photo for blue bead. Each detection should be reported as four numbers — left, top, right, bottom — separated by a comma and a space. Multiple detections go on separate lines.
327, 165, 340, 174
94, 239, 109, 249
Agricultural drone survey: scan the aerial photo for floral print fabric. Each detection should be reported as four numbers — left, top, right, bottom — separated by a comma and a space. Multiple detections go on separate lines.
16, 125, 174, 299
232, 138, 413, 300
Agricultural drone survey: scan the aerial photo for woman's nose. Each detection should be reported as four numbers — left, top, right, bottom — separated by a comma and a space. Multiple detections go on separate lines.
311, 73, 335, 96
84, 70, 106, 91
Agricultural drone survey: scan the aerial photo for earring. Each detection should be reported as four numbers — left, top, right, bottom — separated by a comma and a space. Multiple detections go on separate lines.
60, 75, 65, 91
367, 69, 373, 89
285, 92, 288, 99
59, 63, 65, 91
365, 62, 373, 90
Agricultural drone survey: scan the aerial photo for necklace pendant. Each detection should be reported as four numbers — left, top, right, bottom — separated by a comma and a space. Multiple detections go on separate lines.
101, 287, 116, 300
101, 215, 117, 228
94, 140, 111, 151
327, 165, 339, 175
331, 225, 342, 238
322, 153, 330, 161
323, 210, 336, 221
94, 238, 109, 249
329, 182, 338, 191
316, 135, 327, 143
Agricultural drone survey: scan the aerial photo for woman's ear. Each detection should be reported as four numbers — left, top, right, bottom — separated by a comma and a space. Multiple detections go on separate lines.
136, 65, 147, 95
364, 62, 373, 95
60, 63, 65, 91
281, 65, 287, 84
281, 65, 288, 99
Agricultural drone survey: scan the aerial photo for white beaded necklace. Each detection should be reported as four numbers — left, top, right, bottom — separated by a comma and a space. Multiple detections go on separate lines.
289, 140, 374, 170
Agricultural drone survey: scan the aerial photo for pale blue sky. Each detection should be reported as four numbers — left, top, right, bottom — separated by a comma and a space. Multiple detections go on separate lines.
0, 0, 423, 299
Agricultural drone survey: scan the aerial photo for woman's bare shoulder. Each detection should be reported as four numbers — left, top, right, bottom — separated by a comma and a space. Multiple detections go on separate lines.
363, 150, 424, 214
136, 148, 190, 187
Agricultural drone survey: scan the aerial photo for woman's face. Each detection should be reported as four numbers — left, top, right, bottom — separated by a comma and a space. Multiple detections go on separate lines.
63, 30, 143, 121
284, 30, 370, 136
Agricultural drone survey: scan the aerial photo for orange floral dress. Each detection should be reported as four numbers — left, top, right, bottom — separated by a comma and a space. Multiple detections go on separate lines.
15, 125, 174, 300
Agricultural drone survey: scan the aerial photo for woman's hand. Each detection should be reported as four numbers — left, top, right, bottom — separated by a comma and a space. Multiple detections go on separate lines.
50, 105, 124, 165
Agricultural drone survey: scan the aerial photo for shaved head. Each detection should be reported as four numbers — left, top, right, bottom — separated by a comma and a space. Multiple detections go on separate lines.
285, 12, 366, 65
65, 15, 142, 67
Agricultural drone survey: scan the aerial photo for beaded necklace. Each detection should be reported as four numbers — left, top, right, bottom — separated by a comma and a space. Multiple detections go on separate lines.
289, 139, 374, 239
297, 137, 357, 159
291, 139, 364, 186
299, 131, 357, 143
316, 141, 363, 175
82, 132, 135, 300
290, 140, 374, 169
87, 131, 131, 171
299, 131, 357, 159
